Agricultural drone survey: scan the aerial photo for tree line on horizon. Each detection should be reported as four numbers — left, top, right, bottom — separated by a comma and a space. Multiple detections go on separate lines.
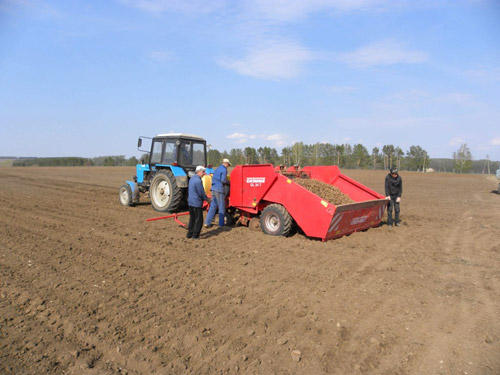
11, 142, 499, 174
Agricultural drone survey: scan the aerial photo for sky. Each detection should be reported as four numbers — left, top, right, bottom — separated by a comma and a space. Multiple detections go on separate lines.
1, 0, 500, 161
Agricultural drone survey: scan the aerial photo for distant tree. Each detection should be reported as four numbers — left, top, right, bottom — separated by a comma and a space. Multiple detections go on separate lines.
335, 144, 344, 166
371, 147, 380, 169
228, 148, 245, 166
406, 145, 429, 171
482, 154, 491, 175
395, 147, 404, 170
292, 142, 304, 166
319, 143, 336, 165
257, 147, 278, 164
343, 143, 353, 168
352, 144, 369, 168
453, 144, 473, 173
140, 153, 149, 164
127, 156, 138, 166
382, 145, 395, 170
281, 147, 292, 166
208, 149, 221, 166
244, 147, 258, 164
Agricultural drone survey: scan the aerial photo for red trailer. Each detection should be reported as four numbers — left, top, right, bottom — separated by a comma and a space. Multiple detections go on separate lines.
228, 164, 387, 241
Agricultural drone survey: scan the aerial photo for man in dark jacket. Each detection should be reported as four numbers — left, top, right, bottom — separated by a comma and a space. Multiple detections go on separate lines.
204, 158, 231, 228
187, 166, 209, 239
385, 167, 403, 227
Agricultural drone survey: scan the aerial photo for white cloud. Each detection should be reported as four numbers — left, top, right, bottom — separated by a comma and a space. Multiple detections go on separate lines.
245, 0, 390, 22
337, 40, 428, 68
227, 132, 246, 139
217, 40, 313, 79
490, 137, 500, 146
465, 66, 500, 83
120, 0, 397, 20
227, 132, 290, 147
265, 133, 287, 147
149, 50, 174, 63
326, 85, 357, 94
0, 0, 63, 17
120, 0, 227, 14
449, 137, 465, 146
227, 132, 249, 144
437, 92, 481, 107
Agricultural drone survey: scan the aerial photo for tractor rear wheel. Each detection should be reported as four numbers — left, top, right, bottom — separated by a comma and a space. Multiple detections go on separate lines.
119, 184, 134, 206
260, 204, 293, 236
150, 170, 182, 212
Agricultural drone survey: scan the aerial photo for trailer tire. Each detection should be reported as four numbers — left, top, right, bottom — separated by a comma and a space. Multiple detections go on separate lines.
119, 184, 134, 207
150, 170, 182, 213
249, 218, 261, 231
260, 204, 293, 237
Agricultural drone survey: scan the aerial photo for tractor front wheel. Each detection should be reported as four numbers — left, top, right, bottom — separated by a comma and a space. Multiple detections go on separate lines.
119, 184, 134, 207
150, 170, 182, 212
260, 204, 293, 237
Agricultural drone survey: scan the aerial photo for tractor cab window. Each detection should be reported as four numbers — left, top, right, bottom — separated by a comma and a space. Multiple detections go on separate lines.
150, 141, 163, 164
162, 140, 176, 164
192, 143, 205, 166
178, 141, 193, 165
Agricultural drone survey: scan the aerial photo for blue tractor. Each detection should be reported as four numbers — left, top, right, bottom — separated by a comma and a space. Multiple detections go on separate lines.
119, 133, 213, 212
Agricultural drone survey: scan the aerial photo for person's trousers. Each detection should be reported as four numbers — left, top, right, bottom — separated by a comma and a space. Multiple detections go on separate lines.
204, 191, 225, 227
187, 206, 203, 238
387, 197, 400, 225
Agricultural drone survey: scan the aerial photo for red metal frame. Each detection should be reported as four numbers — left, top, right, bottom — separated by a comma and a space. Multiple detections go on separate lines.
147, 201, 210, 227
146, 211, 190, 227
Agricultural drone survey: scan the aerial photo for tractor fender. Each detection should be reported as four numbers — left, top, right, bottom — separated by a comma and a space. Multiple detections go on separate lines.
125, 181, 140, 201
154, 165, 188, 188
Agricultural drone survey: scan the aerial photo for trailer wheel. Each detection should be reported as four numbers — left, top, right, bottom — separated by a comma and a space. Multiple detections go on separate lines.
249, 218, 260, 231
260, 204, 293, 237
150, 170, 182, 212
119, 184, 134, 206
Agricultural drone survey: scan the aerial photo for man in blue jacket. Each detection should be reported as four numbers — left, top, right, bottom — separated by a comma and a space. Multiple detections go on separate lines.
187, 166, 209, 239
204, 158, 231, 228
385, 167, 403, 227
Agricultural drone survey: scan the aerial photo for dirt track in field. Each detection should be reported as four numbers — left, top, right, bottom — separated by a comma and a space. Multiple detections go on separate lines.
1, 166, 500, 375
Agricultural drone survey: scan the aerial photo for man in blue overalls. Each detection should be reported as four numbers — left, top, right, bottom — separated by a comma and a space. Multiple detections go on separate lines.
187, 166, 209, 239
204, 158, 231, 228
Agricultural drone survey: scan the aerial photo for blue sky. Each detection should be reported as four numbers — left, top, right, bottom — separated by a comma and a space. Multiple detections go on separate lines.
1, 0, 500, 160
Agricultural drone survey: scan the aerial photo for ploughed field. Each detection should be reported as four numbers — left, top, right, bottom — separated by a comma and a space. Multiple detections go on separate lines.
1, 167, 500, 375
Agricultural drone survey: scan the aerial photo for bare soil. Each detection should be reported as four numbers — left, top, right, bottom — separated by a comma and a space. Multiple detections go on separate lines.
1, 167, 500, 375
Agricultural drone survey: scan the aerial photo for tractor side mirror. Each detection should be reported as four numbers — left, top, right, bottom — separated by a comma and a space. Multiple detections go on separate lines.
137, 138, 142, 148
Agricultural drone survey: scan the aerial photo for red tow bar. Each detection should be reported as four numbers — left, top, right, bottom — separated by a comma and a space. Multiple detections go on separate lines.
146, 211, 190, 227
146, 201, 210, 227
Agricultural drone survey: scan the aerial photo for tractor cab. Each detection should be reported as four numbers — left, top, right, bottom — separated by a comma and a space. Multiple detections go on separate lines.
119, 133, 211, 213
142, 134, 207, 173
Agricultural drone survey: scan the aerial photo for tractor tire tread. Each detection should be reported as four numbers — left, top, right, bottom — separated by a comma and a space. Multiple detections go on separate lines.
119, 183, 134, 207
150, 170, 182, 213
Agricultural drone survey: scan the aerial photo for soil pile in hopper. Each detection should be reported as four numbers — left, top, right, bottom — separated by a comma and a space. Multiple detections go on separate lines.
295, 178, 354, 206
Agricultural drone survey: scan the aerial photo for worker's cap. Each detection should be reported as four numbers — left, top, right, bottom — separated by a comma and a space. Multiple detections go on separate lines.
195, 166, 206, 173
390, 167, 398, 174
222, 158, 232, 166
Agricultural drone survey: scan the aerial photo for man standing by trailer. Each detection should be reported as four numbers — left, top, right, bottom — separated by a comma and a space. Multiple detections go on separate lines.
187, 166, 209, 239
385, 167, 403, 227
204, 158, 231, 228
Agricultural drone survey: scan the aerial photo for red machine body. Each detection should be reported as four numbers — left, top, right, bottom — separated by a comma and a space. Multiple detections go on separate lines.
229, 164, 387, 241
